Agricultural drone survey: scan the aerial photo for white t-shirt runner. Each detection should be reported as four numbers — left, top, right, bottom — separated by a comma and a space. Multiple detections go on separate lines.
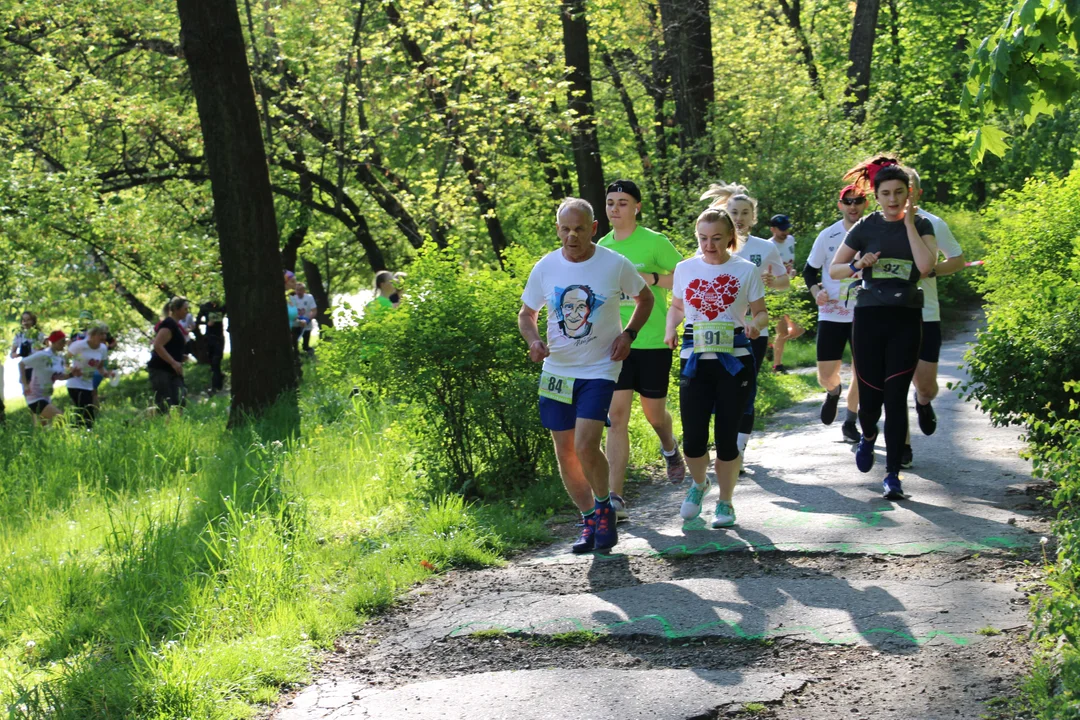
22, 348, 64, 404
807, 219, 859, 324
773, 235, 797, 275
290, 293, 318, 327
918, 210, 963, 323
734, 235, 786, 338
67, 339, 108, 392
521, 244, 646, 382
672, 255, 765, 360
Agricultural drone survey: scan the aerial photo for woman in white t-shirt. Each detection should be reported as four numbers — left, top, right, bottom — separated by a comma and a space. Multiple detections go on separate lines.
699, 182, 787, 459
20, 330, 73, 428
665, 207, 768, 529
10, 311, 45, 384
67, 323, 114, 428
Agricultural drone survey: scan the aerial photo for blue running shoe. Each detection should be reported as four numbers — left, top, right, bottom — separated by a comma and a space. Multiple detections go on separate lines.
680, 481, 711, 520
571, 515, 595, 554
593, 504, 618, 550
882, 473, 905, 500
856, 435, 876, 473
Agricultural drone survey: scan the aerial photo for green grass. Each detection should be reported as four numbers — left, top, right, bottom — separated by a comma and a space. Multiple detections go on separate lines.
0, 371, 547, 719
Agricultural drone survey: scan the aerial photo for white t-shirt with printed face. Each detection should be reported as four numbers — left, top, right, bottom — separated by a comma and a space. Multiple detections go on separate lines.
521, 244, 646, 382
807, 219, 859, 324
290, 293, 318, 327
917, 210, 963, 323
22, 348, 64, 403
734, 235, 786, 338
673, 255, 765, 360
67, 339, 108, 391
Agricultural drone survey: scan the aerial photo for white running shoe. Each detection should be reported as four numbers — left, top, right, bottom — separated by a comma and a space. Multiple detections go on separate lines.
680, 481, 711, 520
610, 492, 629, 523
712, 500, 736, 528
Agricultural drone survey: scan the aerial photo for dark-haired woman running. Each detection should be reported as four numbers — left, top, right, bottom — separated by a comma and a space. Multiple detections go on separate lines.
829, 157, 937, 500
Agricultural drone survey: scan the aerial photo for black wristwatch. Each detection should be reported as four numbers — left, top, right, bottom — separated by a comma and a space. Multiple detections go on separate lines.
625, 328, 638, 341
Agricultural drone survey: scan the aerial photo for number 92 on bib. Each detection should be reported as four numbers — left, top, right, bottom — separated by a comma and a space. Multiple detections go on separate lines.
692, 321, 735, 354
538, 371, 575, 403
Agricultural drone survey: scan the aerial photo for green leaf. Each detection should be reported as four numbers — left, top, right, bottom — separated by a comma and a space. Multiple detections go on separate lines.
970, 124, 1011, 165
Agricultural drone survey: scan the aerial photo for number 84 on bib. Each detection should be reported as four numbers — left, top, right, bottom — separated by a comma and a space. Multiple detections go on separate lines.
539, 371, 575, 404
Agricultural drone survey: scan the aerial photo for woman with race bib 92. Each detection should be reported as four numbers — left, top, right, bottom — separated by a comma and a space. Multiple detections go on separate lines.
666, 207, 768, 528
829, 157, 937, 500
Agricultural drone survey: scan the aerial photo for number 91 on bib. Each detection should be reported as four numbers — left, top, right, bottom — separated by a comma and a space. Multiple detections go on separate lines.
538, 371, 575, 404
692, 321, 735, 354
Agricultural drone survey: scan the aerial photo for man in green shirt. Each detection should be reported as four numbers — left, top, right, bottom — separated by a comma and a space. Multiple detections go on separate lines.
597, 180, 687, 522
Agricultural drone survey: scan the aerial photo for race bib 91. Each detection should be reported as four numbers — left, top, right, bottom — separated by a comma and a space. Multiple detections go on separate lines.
874, 258, 914, 282
693, 321, 735, 354
539, 371, 575, 404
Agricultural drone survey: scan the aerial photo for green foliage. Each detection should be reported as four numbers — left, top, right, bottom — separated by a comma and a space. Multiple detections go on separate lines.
931, 206, 987, 305
1004, 643, 1080, 719
965, 0, 1080, 162
321, 244, 555, 498
959, 171, 1080, 438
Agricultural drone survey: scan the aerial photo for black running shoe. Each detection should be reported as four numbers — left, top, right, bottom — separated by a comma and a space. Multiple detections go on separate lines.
773, 364, 788, 374
841, 421, 860, 443
901, 444, 913, 469
915, 396, 937, 436
821, 387, 840, 425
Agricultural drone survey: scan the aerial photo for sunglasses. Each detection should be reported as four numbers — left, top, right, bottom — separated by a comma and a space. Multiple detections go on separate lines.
841, 197, 867, 206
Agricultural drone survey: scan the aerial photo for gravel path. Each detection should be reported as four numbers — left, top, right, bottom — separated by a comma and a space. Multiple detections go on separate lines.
272, 316, 1049, 720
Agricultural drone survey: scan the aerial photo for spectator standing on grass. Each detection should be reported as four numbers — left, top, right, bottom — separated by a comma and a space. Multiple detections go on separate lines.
11, 311, 45, 384
20, 330, 73, 428
197, 297, 227, 393
67, 323, 114, 428
290, 282, 318, 357
148, 297, 191, 414
768, 214, 804, 373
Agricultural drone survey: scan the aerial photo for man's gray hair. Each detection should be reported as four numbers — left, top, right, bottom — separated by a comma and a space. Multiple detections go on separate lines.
906, 167, 922, 192
556, 197, 595, 223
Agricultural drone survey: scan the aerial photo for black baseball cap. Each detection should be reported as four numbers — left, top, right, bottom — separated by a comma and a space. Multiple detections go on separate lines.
769, 214, 791, 231
606, 179, 642, 203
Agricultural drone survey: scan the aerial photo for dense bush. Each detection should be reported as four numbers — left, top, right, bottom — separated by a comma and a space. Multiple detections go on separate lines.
960, 169, 1080, 717
960, 172, 1080, 441
319, 244, 555, 498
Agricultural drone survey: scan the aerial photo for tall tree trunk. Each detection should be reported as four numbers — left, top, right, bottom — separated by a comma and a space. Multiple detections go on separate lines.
176, 0, 299, 427
844, 0, 881, 123
777, 0, 825, 100
601, 51, 661, 219
655, 0, 714, 166
300, 256, 332, 329
560, 0, 608, 235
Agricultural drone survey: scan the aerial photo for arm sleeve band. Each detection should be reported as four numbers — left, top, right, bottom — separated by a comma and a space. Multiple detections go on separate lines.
802, 263, 822, 289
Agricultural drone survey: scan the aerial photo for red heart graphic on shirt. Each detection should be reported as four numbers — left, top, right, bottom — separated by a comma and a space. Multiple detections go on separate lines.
685, 275, 742, 320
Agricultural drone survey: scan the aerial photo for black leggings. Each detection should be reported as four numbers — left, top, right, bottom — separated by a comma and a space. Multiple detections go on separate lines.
680, 355, 756, 461
738, 335, 769, 435
69, 388, 97, 429
852, 306, 922, 473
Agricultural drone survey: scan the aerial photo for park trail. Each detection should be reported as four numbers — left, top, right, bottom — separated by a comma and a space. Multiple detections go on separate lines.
272, 314, 1050, 720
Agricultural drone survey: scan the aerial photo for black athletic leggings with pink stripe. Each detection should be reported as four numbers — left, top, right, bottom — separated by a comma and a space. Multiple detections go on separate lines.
851, 306, 922, 473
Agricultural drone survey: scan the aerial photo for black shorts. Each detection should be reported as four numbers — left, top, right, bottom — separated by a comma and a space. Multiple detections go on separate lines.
816, 320, 854, 362
920, 321, 942, 363
614, 348, 673, 399
28, 399, 49, 415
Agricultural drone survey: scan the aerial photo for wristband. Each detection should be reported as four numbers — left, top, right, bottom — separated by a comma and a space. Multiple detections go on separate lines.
652, 272, 659, 286
849, 261, 859, 275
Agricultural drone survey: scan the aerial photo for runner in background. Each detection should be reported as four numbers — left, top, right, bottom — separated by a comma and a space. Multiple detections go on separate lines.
804, 185, 867, 442
700, 182, 787, 461
768, 214, 804, 373
667, 206, 768, 528
11, 311, 45, 384
67, 323, 114, 428
369, 271, 402, 312
197, 297, 227, 393
830, 157, 937, 500
20, 330, 72, 428
290, 283, 318, 357
518, 198, 653, 553
597, 179, 686, 523
902, 168, 965, 466
148, 297, 191, 414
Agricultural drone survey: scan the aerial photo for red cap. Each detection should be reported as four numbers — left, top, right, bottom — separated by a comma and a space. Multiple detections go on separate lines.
47, 330, 66, 343
839, 184, 865, 201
